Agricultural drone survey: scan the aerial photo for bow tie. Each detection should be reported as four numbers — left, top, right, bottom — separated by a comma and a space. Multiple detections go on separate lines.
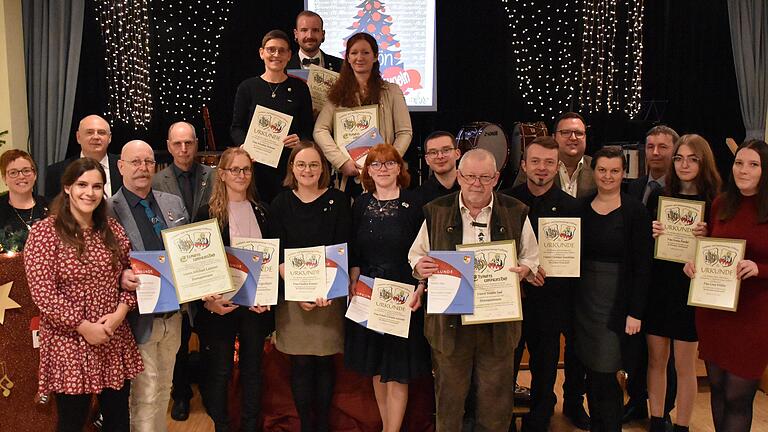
302, 57, 321, 66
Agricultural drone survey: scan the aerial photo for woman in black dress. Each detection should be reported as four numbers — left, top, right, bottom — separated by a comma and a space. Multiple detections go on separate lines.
269, 141, 352, 432
645, 135, 721, 432
576, 147, 652, 432
230, 30, 313, 203
344, 144, 430, 432
0, 149, 47, 250
196, 147, 273, 431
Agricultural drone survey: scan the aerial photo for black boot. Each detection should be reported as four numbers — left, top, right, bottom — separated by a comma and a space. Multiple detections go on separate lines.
672, 425, 689, 432
648, 416, 666, 432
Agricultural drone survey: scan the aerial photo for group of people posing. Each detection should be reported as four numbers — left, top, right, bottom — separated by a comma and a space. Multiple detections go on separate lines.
1, 8, 766, 432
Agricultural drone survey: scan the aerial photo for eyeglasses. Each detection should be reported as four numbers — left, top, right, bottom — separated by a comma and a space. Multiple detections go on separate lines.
122, 159, 156, 168
459, 171, 496, 185
673, 155, 701, 165
425, 147, 457, 158
556, 129, 586, 139
369, 160, 399, 170
293, 161, 322, 171
224, 167, 252, 176
6, 168, 36, 178
264, 46, 289, 55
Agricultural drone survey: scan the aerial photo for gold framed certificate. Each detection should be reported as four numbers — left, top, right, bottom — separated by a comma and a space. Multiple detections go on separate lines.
307, 64, 339, 113
333, 104, 379, 147
538, 217, 581, 277
284, 246, 326, 302
655, 196, 706, 263
367, 278, 414, 338
243, 105, 293, 168
231, 237, 280, 306
688, 237, 746, 311
161, 218, 234, 303
458, 240, 522, 324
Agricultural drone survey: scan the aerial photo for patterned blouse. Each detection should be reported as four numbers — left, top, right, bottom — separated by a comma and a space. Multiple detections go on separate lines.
24, 216, 143, 395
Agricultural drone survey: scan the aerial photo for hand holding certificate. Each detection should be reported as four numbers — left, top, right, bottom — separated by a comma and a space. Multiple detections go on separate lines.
458, 241, 523, 324
231, 237, 280, 306
655, 197, 706, 263
537, 218, 581, 277
688, 237, 746, 311
367, 278, 414, 338
284, 246, 326, 302
129, 251, 180, 314
427, 251, 474, 314
346, 275, 375, 328
242, 105, 293, 168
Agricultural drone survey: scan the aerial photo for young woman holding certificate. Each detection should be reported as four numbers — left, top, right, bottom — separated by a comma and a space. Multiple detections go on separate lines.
24, 158, 142, 431
645, 135, 721, 432
195, 147, 273, 431
230, 30, 313, 203
270, 141, 352, 432
313, 32, 412, 180
685, 139, 768, 432
576, 147, 652, 432
344, 144, 430, 432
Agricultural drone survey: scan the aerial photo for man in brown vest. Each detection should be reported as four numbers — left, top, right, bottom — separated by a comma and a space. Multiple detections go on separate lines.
408, 149, 540, 431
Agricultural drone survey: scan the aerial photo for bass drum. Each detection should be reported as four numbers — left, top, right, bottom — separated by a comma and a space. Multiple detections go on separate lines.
456, 122, 511, 172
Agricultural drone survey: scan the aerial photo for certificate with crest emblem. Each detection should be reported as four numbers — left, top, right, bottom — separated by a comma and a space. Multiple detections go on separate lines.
655, 197, 706, 263
231, 237, 280, 306
367, 278, 414, 338
457, 241, 522, 324
333, 104, 379, 147
129, 250, 181, 314
284, 245, 326, 302
307, 64, 339, 112
688, 237, 746, 311
243, 105, 293, 168
426, 251, 475, 314
538, 218, 581, 277
161, 218, 234, 303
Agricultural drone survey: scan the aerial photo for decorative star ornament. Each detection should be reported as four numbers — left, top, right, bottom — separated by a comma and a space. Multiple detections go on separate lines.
0, 281, 21, 325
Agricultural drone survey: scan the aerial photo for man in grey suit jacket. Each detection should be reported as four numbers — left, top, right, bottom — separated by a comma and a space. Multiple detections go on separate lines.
151, 121, 211, 420
110, 140, 189, 432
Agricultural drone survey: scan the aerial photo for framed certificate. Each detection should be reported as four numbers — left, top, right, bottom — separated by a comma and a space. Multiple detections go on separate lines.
538, 218, 581, 277
161, 219, 234, 303
426, 251, 474, 314
333, 104, 379, 147
242, 105, 293, 168
231, 237, 279, 306
688, 237, 746, 311
655, 196, 706, 263
457, 240, 522, 325
307, 64, 339, 113
284, 246, 326, 302
367, 278, 414, 338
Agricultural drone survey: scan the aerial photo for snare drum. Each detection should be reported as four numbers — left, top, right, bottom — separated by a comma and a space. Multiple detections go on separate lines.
456, 122, 510, 171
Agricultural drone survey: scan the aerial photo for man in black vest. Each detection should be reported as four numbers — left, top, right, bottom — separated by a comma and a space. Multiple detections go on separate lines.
503, 136, 581, 432
409, 149, 540, 431
287, 10, 343, 72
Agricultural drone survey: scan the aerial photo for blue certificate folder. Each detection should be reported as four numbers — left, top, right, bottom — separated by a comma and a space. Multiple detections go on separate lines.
287, 68, 309, 81
225, 247, 264, 307
325, 243, 350, 299
346, 127, 384, 165
129, 251, 180, 314
426, 251, 475, 314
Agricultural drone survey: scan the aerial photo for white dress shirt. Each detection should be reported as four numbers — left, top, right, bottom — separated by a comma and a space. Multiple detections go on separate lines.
82, 152, 112, 198
298, 50, 325, 69
558, 157, 586, 198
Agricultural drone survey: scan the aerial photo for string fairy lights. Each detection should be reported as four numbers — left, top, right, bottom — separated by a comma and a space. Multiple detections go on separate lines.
93, 0, 153, 129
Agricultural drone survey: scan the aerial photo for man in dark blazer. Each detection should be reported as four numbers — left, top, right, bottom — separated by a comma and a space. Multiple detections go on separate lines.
45, 114, 123, 202
109, 140, 189, 432
626, 125, 679, 205
286, 10, 343, 72
151, 121, 211, 421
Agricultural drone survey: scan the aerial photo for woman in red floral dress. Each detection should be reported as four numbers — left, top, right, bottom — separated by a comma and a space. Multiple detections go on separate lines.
24, 158, 143, 432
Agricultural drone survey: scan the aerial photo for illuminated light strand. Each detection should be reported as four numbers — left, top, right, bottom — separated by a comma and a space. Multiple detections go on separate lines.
93, 0, 153, 129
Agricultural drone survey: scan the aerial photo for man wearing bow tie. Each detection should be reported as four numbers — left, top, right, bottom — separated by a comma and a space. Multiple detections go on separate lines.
287, 10, 343, 72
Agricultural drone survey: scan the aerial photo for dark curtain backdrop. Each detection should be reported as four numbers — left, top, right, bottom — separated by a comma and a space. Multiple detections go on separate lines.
68, 0, 744, 183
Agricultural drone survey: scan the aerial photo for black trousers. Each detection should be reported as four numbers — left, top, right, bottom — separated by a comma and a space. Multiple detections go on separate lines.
198, 307, 274, 432
585, 369, 623, 432
55, 381, 130, 432
171, 311, 194, 402
562, 314, 587, 408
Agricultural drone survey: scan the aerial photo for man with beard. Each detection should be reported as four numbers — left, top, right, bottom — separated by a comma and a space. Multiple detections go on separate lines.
503, 136, 581, 432
287, 10, 343, 72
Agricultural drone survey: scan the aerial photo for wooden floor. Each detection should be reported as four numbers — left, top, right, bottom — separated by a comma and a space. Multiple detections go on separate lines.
167, 369, 768, 431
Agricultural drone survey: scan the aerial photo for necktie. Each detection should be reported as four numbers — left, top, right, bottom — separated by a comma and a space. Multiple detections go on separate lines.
302, 57, 321, 66
139, 199, 167, 237
179, 171, 194, 215
643, 180, 662, 205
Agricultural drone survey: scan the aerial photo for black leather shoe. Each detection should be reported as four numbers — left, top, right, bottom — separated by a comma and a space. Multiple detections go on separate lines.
621, 400, 648, 424
171, 398, 190, 421
563, 403, 591, 430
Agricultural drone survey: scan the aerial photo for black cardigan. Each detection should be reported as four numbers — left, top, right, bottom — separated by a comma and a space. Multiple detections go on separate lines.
580, 192, 652, 334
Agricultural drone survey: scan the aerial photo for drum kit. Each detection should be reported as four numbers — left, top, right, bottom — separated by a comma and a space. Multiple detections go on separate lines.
455, 121, 548, 188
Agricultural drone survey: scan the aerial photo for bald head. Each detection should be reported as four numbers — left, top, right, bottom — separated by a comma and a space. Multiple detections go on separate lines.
167, 122, 199, 171
118, 140, 155, 197
76, 115, 112, 160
